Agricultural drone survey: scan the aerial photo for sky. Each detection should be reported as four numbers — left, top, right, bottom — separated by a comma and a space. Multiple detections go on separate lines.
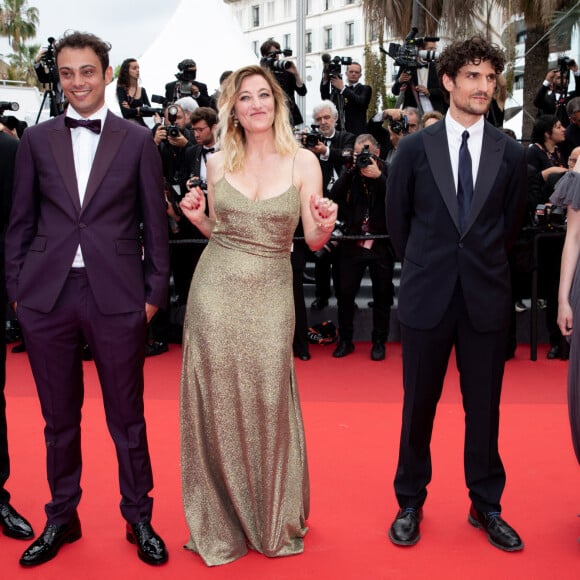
0, 0, 182, 68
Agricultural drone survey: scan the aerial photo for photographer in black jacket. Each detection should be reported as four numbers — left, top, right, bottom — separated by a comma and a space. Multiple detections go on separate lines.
260, 39, 307, 126
329, 134, 395, 361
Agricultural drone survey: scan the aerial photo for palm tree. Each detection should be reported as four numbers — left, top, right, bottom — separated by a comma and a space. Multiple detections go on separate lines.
7, 41, 39, 85
0, 0, 39, 51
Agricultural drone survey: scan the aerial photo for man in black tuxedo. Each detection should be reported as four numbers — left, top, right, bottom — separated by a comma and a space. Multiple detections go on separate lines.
302, 100, 355, 310
320, 61, 372, 135
392, 40, 447, 115
533, 63, 579, 127
0, 121, 34, 542
386, 37, 526, 552
165, 59, 210, 107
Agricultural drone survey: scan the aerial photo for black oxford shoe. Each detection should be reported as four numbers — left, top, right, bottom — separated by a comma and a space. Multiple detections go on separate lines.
126, 521, 168, 565
19, 513, 82, 567
468, 505, 523, 552
333, 340, 355, 358
0, 503, 34, 540
388, 507, 423, 546
310, 298, 329, 310
371, 342, 386, 361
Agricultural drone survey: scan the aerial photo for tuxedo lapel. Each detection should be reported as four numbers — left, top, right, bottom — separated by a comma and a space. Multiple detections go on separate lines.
462, 124, 505, 234
81, 112, 127, 213
48, 118, 81, 213
423, 124, 460, 232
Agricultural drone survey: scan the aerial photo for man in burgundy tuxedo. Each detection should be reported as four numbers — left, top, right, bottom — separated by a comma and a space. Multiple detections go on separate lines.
5, 31, 169, 567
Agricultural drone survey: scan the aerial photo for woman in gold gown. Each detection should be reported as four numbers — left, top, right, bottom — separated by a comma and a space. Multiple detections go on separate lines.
178, 65, 338, 566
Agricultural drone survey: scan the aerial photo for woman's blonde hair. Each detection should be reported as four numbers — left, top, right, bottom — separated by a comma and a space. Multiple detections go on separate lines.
217, 65, 298, 172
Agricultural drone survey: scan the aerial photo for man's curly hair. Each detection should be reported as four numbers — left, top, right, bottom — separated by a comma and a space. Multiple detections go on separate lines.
437, 36, 505, 101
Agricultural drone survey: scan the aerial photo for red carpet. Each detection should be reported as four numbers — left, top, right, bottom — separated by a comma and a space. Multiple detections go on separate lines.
1, 343, 578, 579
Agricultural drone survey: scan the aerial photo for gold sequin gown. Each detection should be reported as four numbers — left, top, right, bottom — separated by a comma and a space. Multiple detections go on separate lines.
180, 177, 310, 566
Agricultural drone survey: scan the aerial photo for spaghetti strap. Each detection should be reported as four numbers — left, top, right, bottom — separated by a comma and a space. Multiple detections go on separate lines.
291, 149, 299, 189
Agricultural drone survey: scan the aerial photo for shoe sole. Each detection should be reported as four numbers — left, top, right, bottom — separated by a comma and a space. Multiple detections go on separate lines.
467, 514, 524, 552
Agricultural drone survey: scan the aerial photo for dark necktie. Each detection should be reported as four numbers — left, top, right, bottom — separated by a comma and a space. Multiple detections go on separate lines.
64, 117, 102, 134
457, 130, 473, 230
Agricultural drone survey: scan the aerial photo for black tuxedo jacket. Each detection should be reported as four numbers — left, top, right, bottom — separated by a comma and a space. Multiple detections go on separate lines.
320, 81, 372, 135
318, 130, 356, 191
392, 64, 447, 114
386, 120, 527, 332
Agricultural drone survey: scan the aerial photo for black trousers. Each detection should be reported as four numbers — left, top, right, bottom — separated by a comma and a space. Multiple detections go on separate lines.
394, 281, 508, 513
0, 271, 9, 504
335, 243, 394, 343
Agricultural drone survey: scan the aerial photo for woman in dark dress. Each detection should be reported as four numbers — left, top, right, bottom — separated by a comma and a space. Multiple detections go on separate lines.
527, 115, 569, 358
116, 58, 151, 127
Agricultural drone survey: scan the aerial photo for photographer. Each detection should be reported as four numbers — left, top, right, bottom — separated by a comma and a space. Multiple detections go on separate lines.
151, 104, 198, 353
391, 38, 446, 115
165, 59, 210, 107
534, 59, 579, 127
328, 134, 394, 360
300, 100, 355, 310
260, 39, 307, 126
320, 59, 372, 135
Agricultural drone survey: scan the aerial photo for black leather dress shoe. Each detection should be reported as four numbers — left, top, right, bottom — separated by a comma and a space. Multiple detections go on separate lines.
145, 340, 169, 357
294, 351, 311, 361
371, 342, 386, 361
126, 521, 168, 565
0, 503, 34, 540
333, 340, 354, 358
388, 507, 423, 546
11, 341, 26, 353
547, 345, 560, 359
19, 513, 82, 567
468, 505, 523, 551
310, 298, 328, 310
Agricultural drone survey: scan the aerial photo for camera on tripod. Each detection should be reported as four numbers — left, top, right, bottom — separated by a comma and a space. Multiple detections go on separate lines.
40, 37, 57, 76
321, 53, 352, 79
260, 49, 294, 71
383, 27, 439, 71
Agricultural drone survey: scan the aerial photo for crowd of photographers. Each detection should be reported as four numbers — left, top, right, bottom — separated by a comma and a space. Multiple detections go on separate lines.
2, 33, 580, 361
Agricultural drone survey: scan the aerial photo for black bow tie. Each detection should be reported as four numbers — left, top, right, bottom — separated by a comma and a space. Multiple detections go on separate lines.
65, 117, 102, 134
203, 147, 215, 154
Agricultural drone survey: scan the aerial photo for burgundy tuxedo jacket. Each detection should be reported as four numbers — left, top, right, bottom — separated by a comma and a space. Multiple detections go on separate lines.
5, 111, 169, 314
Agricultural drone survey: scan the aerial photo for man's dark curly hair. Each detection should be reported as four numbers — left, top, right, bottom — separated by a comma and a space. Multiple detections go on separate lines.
437, 36, 505, 101
55, 30, 111, 77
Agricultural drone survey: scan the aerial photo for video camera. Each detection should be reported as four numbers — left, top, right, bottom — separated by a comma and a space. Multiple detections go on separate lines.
139, 105, 165, 118
40, 37, 57, 76
165, 105, 181, 139
0, 101, 19, 115
384, 27, 439, 71
260, 49, 294, 72
321, 53, 353, 79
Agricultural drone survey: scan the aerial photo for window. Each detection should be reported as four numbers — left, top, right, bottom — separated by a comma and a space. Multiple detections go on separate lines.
305, 0, 310, 15
252, 40, 260, 58
324, 26, 333, 50
283, 0, 293, 18
345, 22, 355, 46
345, 0, 355, 4
283, 34, 291, 51
324, 0, 332, 10
252, 5, 260, 28
305, 31, 312, 54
